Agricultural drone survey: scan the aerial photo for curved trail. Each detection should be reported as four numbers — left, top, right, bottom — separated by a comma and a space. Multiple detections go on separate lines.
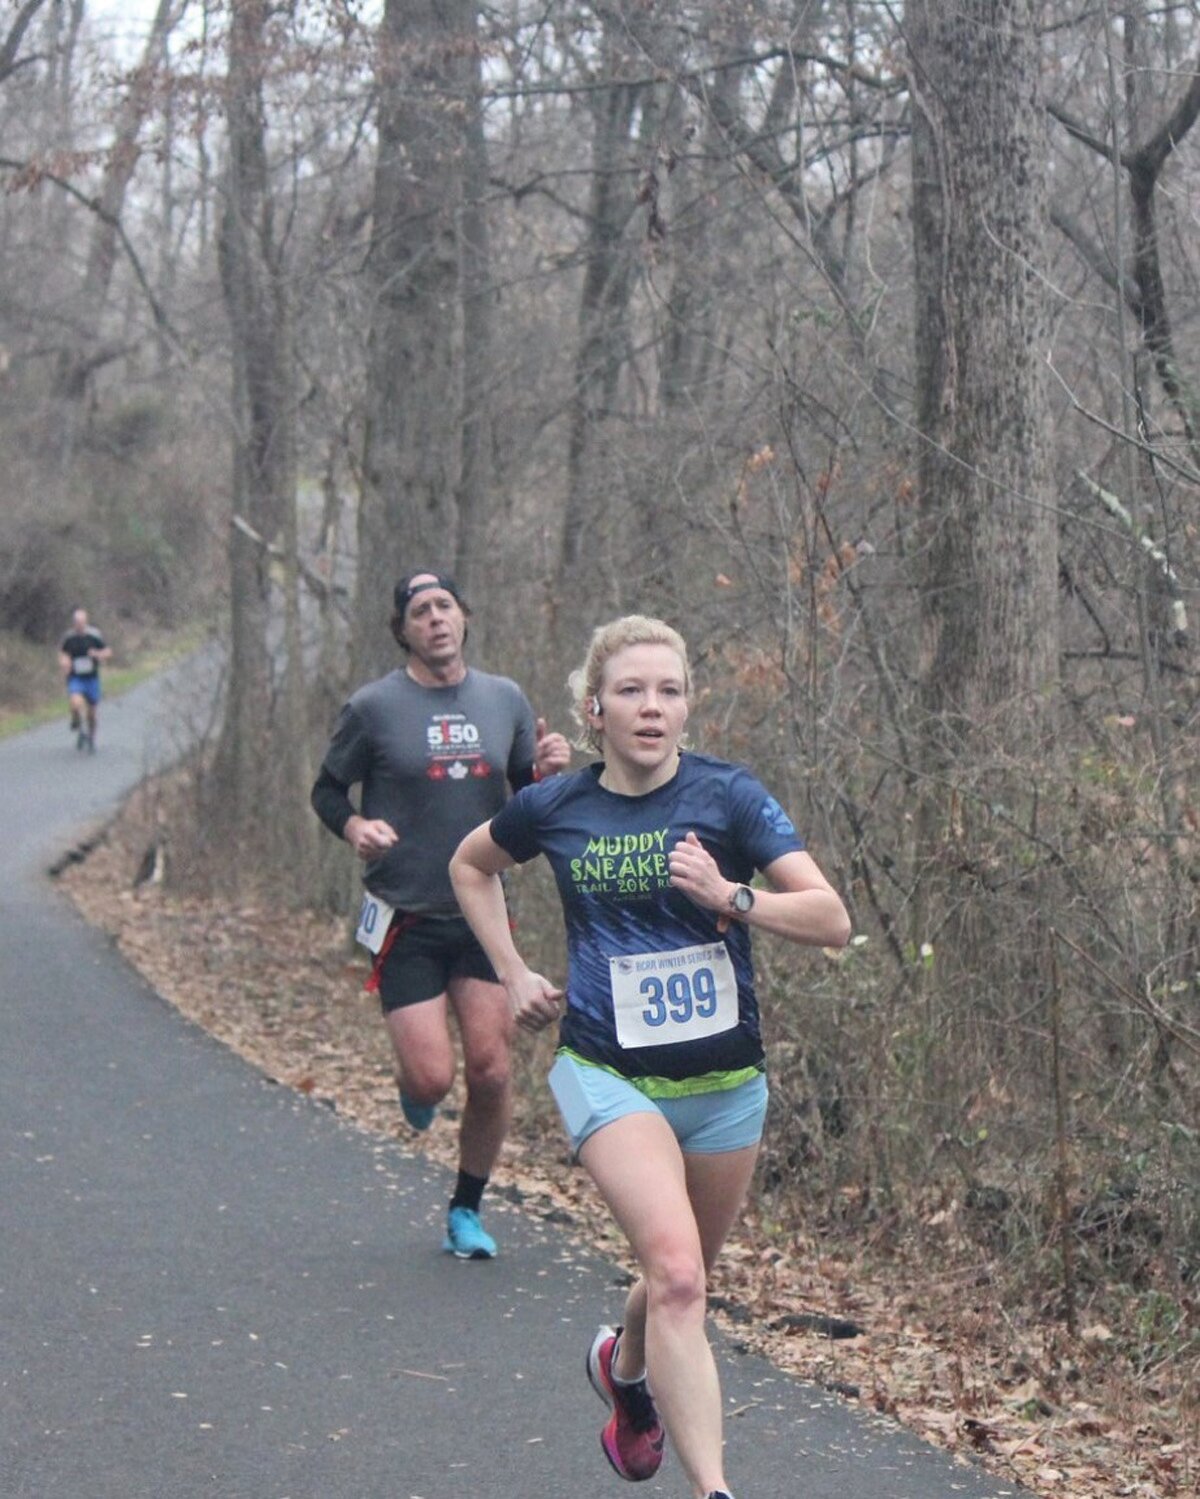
0, 672, 1019, 1497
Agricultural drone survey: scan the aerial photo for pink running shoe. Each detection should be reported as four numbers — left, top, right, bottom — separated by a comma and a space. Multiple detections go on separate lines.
586, 1324, 665, 1481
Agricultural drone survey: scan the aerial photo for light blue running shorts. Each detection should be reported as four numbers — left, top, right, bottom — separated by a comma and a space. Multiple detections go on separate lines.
548, 1052, 768, 1156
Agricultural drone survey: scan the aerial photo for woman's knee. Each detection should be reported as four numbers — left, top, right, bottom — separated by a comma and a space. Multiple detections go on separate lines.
643, 1247, 707, 1319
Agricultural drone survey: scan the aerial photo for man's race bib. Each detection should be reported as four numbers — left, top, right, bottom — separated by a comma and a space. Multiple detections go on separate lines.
71, 656, 95, 675
609, 942, 738, 1049
355, 891, 395, 955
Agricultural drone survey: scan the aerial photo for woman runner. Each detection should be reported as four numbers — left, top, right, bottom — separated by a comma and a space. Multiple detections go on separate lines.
450, 615, 851, 1499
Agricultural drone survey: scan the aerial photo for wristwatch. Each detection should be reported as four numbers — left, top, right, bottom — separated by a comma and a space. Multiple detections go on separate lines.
728, 883, 755, 916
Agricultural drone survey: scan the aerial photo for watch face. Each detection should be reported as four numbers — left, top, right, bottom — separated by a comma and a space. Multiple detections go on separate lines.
732, 884, 754, 913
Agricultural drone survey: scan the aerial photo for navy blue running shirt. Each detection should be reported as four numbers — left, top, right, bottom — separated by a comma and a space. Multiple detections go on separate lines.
489, 753, 804, 1090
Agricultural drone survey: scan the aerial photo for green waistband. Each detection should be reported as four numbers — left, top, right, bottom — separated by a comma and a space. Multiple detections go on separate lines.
557, 1048, 764, 1099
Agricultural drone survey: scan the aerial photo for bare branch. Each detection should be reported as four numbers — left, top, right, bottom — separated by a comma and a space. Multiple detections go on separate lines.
1046, 355, 1200, 488
230, 514, 349, 618
1053, 929, 1200, 1061
1075, 470, 1187, 635
1049, 202, 1139, 305
0, 156, 182, 347
0, 0, 49, 85
480, 45, 902, 105
1046, 99, 1125, 164
1130, 53, 1200, 182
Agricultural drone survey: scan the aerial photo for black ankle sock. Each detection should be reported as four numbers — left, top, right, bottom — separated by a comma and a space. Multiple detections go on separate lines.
449, 1169, 487, 1214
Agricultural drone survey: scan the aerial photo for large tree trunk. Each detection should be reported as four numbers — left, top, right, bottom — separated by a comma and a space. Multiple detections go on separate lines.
455, 7, 492, 594
356, 0, 475, 679
1123, 24, 1200, 465
213, 0, 312, 890
908, 0, 1057, 742
558, 14, 645, 581
906, 0, 1059, 1042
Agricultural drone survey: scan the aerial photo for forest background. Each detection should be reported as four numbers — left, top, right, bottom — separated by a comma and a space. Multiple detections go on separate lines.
2, 0, 1197, 1493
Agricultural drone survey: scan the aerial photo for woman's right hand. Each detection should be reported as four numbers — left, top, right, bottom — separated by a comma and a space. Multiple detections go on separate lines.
504, 969, 564, 1033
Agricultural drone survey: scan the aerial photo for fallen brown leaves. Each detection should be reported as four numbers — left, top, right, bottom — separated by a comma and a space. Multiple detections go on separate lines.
60, 799, 1196, 1499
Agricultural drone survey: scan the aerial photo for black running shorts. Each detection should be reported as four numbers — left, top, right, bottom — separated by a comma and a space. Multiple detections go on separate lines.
376, 913, 498, 1014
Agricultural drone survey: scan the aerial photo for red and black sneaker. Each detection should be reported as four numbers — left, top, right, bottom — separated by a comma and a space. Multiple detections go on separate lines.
586, 1324, 665, 1481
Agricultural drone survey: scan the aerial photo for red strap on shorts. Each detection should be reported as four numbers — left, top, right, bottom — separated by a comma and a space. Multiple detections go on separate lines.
364, 911, 421, 993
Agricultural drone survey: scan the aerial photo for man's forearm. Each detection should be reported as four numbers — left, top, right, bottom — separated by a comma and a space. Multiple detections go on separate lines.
310, 767, 356, 839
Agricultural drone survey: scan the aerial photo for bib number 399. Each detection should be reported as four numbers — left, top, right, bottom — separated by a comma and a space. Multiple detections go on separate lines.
640, 967, 719, 1026
610, 942, 737, 1049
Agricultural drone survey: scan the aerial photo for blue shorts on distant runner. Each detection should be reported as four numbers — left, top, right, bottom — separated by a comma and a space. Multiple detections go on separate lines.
67, 675, 101, 705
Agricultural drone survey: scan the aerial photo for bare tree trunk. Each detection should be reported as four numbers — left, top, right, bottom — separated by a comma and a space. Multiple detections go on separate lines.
1125, 56, 1200, 462
908, 0, 1057, 742
356, 0, 474, 679
53, 0, 177, 421
456, 5, 492, 594
558, 16, 644, 579
1047, 23, 1200, 466
277, 290, 319, 895
44, 0, 84, 143
213, 0, 311, 892
906, 0, 1058, 1038
1104, 11, 1195, 1066
197, 0, 214, 257
156, 18, 176, 374
215, 0, 275, 839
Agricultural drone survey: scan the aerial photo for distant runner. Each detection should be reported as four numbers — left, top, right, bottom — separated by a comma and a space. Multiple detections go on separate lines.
58, 608, 111, 753
451, 614, 851, 1498
311, 570, 570, 1260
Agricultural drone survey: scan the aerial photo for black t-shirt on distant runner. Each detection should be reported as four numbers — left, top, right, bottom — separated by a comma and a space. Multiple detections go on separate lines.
60, 628, 106, 678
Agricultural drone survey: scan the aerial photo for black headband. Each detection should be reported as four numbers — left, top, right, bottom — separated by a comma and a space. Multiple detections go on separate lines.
393, 573, 467, 617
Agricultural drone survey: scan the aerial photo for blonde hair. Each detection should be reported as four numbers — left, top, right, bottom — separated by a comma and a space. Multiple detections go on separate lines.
568, 615, 692, 753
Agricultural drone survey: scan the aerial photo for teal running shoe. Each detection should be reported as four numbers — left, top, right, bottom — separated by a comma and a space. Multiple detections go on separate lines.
443, 1206, 496, 1260
399, 1092, 436, 1131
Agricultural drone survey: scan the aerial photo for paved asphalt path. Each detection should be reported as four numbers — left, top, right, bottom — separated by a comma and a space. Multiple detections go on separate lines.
1, 671, 1022, 1499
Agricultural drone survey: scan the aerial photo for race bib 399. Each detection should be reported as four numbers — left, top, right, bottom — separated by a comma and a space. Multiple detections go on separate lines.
609, 942, 738, 1049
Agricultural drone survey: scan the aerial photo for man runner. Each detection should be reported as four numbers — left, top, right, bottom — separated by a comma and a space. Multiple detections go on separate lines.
310, 571, 570, 1259
58, 608, 111, 752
